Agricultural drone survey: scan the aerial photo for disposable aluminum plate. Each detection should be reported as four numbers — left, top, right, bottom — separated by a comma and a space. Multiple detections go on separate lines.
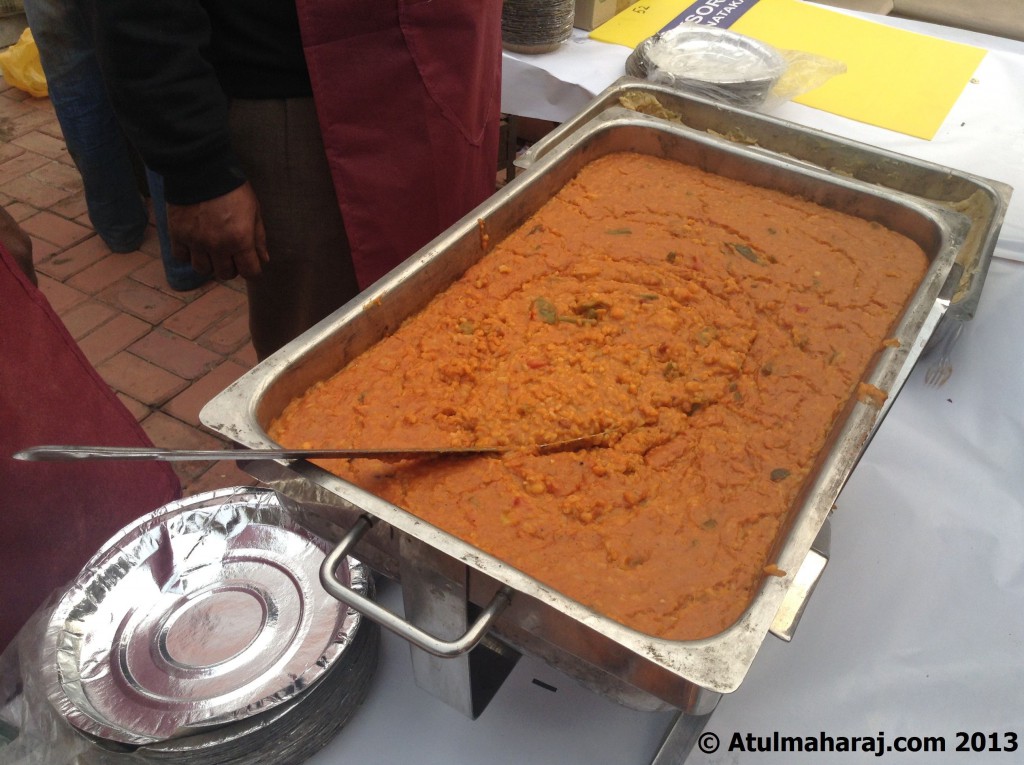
41, 487, 370, 746
201, 107, 974, 713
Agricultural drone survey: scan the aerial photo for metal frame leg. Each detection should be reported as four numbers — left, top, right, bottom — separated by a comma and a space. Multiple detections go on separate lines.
399, 534, 519, 719
650, 696, 720, 765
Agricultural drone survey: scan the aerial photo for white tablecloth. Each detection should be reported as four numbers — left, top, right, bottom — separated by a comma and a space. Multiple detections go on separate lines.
309, 11, 1024, 764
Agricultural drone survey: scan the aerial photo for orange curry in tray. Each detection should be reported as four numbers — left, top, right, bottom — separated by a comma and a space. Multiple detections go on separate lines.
269, 151, 928, 641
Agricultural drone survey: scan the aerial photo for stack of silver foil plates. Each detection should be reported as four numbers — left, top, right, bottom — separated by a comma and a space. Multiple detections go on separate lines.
39, 487, 378, 763
501, 0, 574, 54
625, 24, 786, 108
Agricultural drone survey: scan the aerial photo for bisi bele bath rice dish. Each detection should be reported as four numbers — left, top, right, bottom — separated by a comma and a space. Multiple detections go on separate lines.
269, 151, 928, 640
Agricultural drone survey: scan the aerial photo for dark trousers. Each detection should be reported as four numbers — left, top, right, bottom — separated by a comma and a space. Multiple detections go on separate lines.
229, 98, 359, 360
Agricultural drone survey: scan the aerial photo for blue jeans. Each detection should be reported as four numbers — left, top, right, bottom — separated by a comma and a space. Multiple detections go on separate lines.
24, 0, 146, 251
23, 0, 208, 289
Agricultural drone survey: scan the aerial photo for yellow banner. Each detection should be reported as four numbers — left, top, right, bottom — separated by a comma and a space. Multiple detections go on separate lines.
592, 0, 987, 140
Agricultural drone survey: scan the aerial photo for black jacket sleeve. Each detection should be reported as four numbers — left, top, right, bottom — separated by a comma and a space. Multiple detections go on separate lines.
81, 0, 246, 205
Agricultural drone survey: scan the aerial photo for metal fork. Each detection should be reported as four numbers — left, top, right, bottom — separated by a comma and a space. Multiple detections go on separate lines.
924, 319, 965, 387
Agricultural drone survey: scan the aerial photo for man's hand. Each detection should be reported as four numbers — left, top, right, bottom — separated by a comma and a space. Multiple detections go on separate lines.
167, 182, 270, 280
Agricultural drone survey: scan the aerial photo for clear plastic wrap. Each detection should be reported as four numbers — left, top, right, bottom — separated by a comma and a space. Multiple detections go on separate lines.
0, 594, 88, 765
626, 24, 845, 110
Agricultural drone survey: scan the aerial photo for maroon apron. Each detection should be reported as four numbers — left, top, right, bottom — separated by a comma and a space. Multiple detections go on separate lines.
0, 245, 181, 651
294, 0, 503, 288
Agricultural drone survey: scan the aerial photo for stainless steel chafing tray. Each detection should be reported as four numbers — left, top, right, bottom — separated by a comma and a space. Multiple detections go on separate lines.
201, 97, 979, 722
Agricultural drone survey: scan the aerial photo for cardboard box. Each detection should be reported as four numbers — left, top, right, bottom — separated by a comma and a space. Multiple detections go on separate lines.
574, 0, 634, 31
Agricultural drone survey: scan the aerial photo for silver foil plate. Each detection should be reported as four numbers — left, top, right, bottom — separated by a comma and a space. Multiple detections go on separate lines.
627, 25, 786, 107
41, 487, 369, 746
79, 617, 380, 765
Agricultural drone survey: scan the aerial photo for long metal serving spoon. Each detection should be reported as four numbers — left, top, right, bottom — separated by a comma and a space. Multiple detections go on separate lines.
12, 433, 614, 464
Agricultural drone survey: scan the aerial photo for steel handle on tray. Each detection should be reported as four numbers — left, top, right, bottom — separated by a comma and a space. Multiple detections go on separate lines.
320, 516, 513, 658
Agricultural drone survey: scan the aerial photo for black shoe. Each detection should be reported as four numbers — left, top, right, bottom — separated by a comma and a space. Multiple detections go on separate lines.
103, 231, 147, 253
